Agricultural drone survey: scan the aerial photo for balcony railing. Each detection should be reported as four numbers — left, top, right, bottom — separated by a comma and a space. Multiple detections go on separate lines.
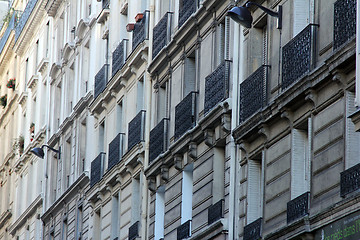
340, 163, 360, 197
204, 60, 231, 114
175, 91, 197, 139
112, 39, 128, 77
152, 12, 173, 59
208, 199, 224, 225
239, 65, 268, 122
177, 220, 191, 240
107, 133, 125, 171
243, 218, 262, 240
15, 0, 38, 42
102, 0, 110, 9
282, 24, 316, 90
128, 221, 139, 240
333, 0, 356, 50
0, 12, 18, 55
90, 152, 106, 187
287, 192, 310, 223
94, 64, 109, 99
128, 110, 146, 151
132, 11, 149, 51
178, 0, 196, 28
149, 118, 169, 164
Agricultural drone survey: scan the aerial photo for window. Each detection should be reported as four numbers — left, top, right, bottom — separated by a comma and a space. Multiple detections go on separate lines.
76, 202, 83, 238
62, 214, 68, 240
292, 0, 310, 37
291, 119, 311, 199
65, 137, 72, 188
137, 77, 145, 112
345, 91, 360, 169
181, 164, 193, 223
247, 152, 263, 223
157, 80, 169, 122
117, 101, 124, 133
183, 53, 196, 97
213, 147, 225, 202
131, 177, 141, 223
155, 186, 165, 240
94, 209, 101, 240
80, 119, 87, 175
111, 194, 120, 239
99, 121, 105, 152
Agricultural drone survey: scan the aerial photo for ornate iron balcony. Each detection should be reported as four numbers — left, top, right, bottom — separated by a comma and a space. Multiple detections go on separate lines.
128, 110, 146, 151
175, 92, 197, 139
90, 152, 106, 187
94, 64, 109, 99
340, 163, 360, 197
152, 12, 173, 59
108, 133, 125, 171
333, 0, 356, 50
132, 11, 149, 51
149, 118, 169, 164
128, 221, 139, 240
178, 0, 196, 28
282, 24, 316, 90
287, 192, 310, 223
243, 218, 262, 240
204, 60, 231, 114
15, 0, 38, 42
177, 220, 191, 240
112, 39, 128, 77
239, 65, 268, 122
208, 199, 224, 225
102, 0, 110, 9
0, 12, 18, 55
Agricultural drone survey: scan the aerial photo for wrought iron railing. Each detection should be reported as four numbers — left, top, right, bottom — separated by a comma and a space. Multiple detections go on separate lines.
0, 12, 18, 55
15, 0, 38, 42
132, 11, 149, 51
333, 0, 356, 50
177, 220, 191, 240
152, 12, 173, 59
208, 199, 224, 225
112, 39, 128, 77
90, 152, 106, 187
107, 133, 125, 171
178, 0, 196, 28
149, 118, 169, 164
340, 163, 360, 197
102, 0, 110, 9
239, 65, 268, 122
175, 92, 197, 139
94, 64, 109, 99
204, 60, 231, 114
287, 192, 310, 223
128, 110, 146, 151
243, 218, 262, 240
282, 24, 317, 90
128, 221, 139, 240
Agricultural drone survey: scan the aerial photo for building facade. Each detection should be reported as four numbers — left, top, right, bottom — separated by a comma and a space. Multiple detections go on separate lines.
0, 0, 358, 239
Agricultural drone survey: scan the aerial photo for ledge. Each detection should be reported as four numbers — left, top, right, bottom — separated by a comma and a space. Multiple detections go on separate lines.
0, 209, 12, 229
190, 219, 228, 240
27, 74, 39, 90
36, 57, 49, 75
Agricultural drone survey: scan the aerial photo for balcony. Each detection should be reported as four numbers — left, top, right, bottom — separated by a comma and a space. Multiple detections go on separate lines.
128, 110, 146, 151
243, 218, 262, 240
15, 0, 38, 42
282, 24, 316, 90
112, 39, 128, 77
239, 65, 268, 122
178, 0, 196, 28
94, 64, 109, 99
208, 199, 224, 225
132, 11, 149, 51
175, 91, 197, 139
90, 152, 105, 187
107, 133, 125, 171
287, 192, 310, 223
177, 220, 191, 240
204, 60, 231, 114
0, 11, 18, 55
152, 12, 173, 59
128, 221, 139, 240
333, 0, 356, 50
149, 118, 169, 164
340, 163, 360, 197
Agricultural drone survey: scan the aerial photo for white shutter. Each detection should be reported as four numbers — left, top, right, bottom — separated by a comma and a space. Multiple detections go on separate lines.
155, 189, 165, 240
293, 0, 310, 37
345, 91, 360, 168
306, 117, 312, 192
181, 166, 193, 223
247, 159, 261, 223
183, 57, 196, 97
291, 129, 307, 199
